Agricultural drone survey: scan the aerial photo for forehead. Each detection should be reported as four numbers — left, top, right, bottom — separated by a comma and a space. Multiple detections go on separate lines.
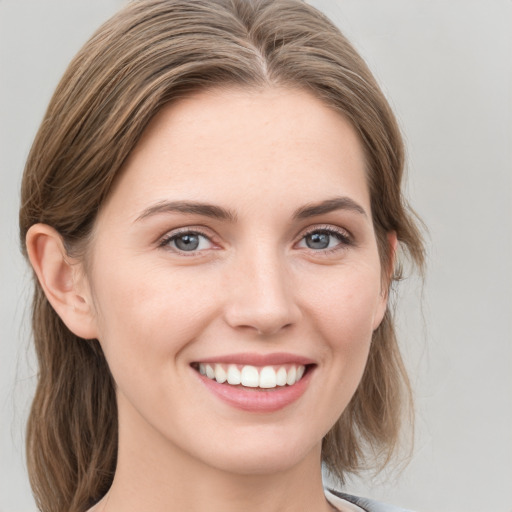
101, 86, 370, 221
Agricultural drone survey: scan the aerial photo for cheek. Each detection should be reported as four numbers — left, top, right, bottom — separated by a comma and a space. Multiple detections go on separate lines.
294, 266, 383, 434
302, 263, 383, 347
89, 259, 220, 372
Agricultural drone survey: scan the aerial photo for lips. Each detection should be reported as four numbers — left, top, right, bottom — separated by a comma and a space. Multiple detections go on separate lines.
191, 353, 316, 412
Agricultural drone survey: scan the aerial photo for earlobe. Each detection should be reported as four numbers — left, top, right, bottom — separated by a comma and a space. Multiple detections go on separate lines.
26, 224, 98, 340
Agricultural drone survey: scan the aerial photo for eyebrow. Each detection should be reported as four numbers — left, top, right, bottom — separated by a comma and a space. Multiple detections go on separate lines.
135, 196, 366, 224
293, 196, 367, 220
135, 200, 238, 223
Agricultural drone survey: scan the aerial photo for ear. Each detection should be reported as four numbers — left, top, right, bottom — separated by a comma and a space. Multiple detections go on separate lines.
384, 231, 398, 292
373, 231, 398, 330
26, 223, 98, 340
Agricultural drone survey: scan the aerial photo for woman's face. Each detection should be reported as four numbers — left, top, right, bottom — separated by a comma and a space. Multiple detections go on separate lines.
83, 87, 389, 476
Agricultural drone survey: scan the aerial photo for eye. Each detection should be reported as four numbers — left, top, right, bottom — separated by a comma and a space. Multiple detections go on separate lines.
160, 230, 213, 253
297, 228, 351, 251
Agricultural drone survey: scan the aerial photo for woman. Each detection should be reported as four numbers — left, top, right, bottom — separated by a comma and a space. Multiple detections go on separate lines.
19, 1, 424, 511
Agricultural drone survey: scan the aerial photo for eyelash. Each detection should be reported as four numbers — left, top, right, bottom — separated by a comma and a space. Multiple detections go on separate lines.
158, 225, 353, 255
158, 228, 215, 255
297, 225, 353, 254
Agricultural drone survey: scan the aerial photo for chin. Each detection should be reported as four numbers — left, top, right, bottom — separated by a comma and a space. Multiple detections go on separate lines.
192, 428, 321, 477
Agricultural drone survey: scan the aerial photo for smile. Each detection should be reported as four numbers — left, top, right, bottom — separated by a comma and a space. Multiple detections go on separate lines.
196, 363, 306, 389
191, 356, 315, 412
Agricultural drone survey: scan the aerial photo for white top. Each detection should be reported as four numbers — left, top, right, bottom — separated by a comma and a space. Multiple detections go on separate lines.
325, 489, 366, 512
324, 489, 414, 512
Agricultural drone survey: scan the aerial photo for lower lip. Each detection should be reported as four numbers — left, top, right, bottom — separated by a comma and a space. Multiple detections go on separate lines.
195, 367, 314, 413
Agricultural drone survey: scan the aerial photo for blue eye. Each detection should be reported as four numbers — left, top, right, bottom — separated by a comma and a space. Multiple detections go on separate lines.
163, 231, 213, 252
298, 229, 350, 251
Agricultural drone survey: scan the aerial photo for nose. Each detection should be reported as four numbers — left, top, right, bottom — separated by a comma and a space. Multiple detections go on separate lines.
223, 247, 302, 337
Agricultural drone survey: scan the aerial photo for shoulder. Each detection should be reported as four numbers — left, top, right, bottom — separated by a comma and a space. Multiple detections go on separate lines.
325, 488, 415, 512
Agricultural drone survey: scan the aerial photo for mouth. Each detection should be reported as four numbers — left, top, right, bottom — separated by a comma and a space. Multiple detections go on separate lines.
191, 357, 315, 412
191, 362, 311, 390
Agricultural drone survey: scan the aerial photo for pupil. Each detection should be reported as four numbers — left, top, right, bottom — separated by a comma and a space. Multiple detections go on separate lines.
175, 234, 199, 251
306, 232, 329, 249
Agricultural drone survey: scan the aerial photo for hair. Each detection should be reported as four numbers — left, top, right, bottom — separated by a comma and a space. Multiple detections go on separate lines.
19, 1, 425, 511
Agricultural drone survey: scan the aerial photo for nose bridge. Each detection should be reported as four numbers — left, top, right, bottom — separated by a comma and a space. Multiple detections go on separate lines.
224, 242, 300, 335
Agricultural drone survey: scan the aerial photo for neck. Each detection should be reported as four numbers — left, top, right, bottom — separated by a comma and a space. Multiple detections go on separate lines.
99, 408, 332, 512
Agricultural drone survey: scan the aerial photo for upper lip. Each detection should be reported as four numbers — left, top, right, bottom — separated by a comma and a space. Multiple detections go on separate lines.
193, 352, 316, 366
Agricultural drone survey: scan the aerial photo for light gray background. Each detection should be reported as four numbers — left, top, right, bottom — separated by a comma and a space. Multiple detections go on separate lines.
1, 1, 511, 511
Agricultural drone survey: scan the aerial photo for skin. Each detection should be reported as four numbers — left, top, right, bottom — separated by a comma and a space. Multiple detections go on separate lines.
27, 87, 394, 512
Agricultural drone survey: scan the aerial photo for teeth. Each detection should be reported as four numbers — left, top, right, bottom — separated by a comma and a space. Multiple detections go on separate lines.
276, 367, 287, 386
214, 364, 227, 384
205, 364, 215, 379
240, 366, 259, 387
227, 364, 241, 385
198, 363, 307, 388
259, 366, 277, 388
286, 366, 296, 386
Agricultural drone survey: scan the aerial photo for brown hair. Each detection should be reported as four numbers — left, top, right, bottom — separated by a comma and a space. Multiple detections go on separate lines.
19, 1, 425, 511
